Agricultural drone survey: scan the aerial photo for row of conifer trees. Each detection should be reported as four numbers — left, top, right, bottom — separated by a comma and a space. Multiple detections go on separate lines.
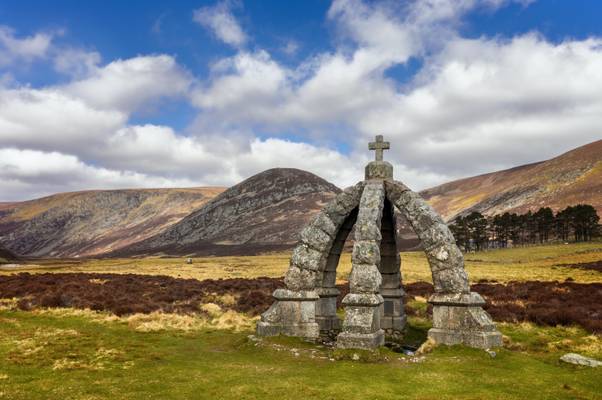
448, 204, 600, 251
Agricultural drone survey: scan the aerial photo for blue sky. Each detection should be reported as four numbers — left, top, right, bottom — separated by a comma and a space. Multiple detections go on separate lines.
4, 1, 602, 88
1, 0, 602, 200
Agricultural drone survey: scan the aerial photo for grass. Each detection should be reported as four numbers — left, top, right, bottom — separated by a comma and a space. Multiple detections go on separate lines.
1, 242, 601, 399
0, 308, 600, 400
3, 241, 601, 284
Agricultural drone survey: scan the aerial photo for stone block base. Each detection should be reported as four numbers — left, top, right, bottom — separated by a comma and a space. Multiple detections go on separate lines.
365, 161, 393, 180
428, 328, 502, 348
336, 330, 385, 349
428, 292, 503, 349
316, 287, 341, 334
256, 321, 320, 338
380, 287, 406, 334
256, 289, 320, 339
336, 293, 384, 349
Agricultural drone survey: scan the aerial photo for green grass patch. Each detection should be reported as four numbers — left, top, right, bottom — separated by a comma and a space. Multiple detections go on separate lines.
1, 243, 601, 399
1, 309, 600, 400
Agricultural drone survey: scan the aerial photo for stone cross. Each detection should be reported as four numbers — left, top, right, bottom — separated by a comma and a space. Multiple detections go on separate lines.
369, 135, 390, 162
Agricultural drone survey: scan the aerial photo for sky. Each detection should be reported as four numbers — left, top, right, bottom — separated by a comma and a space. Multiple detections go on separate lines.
1, 0, 602, 201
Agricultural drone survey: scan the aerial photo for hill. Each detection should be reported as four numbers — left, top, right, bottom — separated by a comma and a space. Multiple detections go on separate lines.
117, 168, 340, 256
0, 245, 16, 263
0, 187, 224, 257
1, 140, 599, 257
421, 140, 602, 220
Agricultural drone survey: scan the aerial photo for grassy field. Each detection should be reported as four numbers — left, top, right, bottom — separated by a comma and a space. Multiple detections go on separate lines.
0, 307, 600, 400
1, 242, 601, 399
3, 242, 602, 283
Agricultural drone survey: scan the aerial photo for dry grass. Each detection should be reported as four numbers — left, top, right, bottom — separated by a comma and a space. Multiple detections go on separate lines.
0, 295, 256, 333
124, 308, 256, 332
0, 254, 291, 280
3, 242, 600, 284
0, 298, 18, 311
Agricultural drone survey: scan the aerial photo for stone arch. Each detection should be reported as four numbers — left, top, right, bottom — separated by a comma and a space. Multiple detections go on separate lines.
257, 136, 501, 350
283, 182, 364, 292
384, 180, 470, 294
315, 206, 358, 333
256, 183, 364, 338
383, 180, 501, 348
286, 182, 364, 335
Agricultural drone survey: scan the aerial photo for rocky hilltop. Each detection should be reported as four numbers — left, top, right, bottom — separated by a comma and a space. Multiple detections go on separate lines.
0, 188, 224, 257
421, 140, 602, 220
117, 168, 340, 256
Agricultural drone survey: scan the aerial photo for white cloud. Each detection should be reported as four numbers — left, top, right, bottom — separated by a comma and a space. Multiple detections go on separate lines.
3, 0, 602, 201
98, 125, 363, 189
64, 55, 191, 112
359, 33, 602, 176
188, 0, 602, 184
103, 124, 217, 176
0, 54, 192, 172
328, 0, 416, 62
238, 138, 360, 186
191, 50, 289, 124
53, 48, 101, 78
0, 86, 126, 154
0, 25, 53, 66
0, 148, 196, 201
193, 1, 247, 48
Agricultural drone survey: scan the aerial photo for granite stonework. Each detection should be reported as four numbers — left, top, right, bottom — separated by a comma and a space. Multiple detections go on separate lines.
257, 136, 502, 350
428, 293, 502, 348
257, 183, 364, 338
256, 289, 320, 338
337, 181, 386, 349
379, 201, 405, 336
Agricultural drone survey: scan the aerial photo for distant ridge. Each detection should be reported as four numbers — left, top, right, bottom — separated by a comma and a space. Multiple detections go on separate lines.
116, 168, 340, 256
1, 140, 599, 258
0, 187, 225, 257
421, 140, 602, 220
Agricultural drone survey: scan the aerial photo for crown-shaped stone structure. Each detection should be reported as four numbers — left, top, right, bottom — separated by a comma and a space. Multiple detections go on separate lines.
257, 136, 502, 349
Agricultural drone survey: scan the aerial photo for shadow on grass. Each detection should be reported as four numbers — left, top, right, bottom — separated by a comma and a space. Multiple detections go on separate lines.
400, 316, 431, 349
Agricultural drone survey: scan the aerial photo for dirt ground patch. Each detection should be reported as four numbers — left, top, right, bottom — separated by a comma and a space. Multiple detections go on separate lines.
560, 260, 602, 272
1, 273, 600, 333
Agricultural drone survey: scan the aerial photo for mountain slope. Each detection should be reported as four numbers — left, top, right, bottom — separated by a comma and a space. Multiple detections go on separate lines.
2, 140, 598, 258
118, 168, 340, 256
421, 140, 602, 220
0, 187, 224, 257
0, 245, 16, 263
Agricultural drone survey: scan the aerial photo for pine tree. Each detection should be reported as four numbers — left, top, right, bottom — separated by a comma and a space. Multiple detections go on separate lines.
465, 212, 488, 251
534, 207, 554, 243
570, 204, 599, 241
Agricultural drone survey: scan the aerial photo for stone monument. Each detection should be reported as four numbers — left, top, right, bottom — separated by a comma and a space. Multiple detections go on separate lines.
257, 136, 502, 350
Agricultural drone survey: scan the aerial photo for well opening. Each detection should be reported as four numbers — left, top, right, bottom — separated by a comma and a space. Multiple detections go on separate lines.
315, 207, 357, 337
378, 198, 406, 340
